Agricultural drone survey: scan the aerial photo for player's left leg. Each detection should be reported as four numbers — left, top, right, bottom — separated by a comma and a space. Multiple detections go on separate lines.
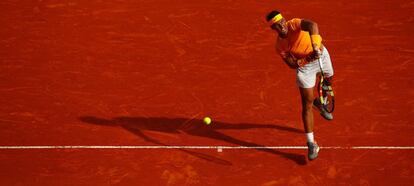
313, 46, 334, 120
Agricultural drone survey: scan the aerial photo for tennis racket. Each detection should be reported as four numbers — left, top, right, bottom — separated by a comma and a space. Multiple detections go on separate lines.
317, 57, 335, 113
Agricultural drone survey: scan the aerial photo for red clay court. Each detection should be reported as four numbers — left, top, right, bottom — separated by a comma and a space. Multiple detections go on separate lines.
1, 0, 413, 185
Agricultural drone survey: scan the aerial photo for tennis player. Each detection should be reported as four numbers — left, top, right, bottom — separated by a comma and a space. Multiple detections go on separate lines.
266, 10, 334, 160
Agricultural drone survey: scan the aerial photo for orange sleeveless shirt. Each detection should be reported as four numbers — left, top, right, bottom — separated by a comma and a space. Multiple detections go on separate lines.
276, 18, 314, 59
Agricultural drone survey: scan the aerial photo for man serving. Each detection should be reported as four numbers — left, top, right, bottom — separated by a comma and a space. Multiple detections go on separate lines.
266, 10, 335, 160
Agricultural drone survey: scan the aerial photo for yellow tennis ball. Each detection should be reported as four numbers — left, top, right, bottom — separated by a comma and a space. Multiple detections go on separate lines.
203, 117, 212, 125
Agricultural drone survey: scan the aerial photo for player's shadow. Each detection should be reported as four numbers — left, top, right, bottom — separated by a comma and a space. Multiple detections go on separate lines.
79, 116, 307, 165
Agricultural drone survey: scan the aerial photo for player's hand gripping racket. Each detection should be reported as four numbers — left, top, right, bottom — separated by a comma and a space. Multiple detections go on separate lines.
317, 56, 335, 113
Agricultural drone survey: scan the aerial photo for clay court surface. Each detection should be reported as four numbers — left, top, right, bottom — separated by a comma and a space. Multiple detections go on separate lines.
1, 0, 414, 185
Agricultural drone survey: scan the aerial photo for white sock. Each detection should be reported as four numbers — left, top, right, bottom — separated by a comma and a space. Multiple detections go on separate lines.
306, 132, 314, 143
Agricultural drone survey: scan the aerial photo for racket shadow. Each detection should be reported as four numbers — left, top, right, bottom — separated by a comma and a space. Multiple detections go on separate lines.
79, 116, 306, 165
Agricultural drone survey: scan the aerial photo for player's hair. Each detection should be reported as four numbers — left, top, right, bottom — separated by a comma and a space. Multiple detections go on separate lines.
266, 10, 281, 22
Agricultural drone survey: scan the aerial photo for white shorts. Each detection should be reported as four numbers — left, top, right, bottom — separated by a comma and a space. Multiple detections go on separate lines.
296, 47, 334, 88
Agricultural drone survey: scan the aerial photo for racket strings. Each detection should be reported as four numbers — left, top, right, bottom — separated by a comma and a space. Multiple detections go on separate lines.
322, 85, 334, 96
318, 77, 334, 113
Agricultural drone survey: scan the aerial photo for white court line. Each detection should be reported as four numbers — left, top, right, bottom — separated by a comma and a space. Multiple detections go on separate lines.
0, 146, 413, 150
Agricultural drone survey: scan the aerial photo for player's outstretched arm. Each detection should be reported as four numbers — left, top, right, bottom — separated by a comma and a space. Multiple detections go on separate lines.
301, 19, 322, 59
300, 19, 319, 35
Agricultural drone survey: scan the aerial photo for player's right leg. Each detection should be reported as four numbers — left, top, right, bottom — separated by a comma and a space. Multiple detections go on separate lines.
299, 87, 314, 133
299, 87, 320, 160
297, 58, 325, 160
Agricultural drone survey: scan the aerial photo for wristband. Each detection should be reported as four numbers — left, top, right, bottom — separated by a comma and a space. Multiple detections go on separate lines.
311, 34, 322, 49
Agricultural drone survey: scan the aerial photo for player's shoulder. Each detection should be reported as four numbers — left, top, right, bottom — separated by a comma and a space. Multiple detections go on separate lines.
286, 18, 302, 24
286, 18, 302, 31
